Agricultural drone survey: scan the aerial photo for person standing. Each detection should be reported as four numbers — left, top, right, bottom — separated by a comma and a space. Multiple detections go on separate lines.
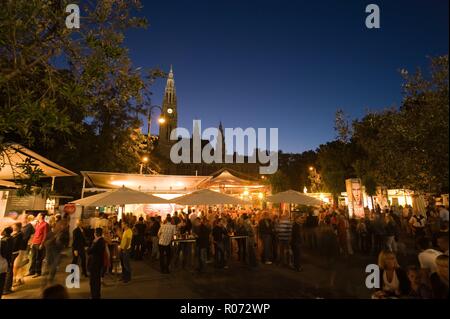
212, 218, 228, 269
195, 218, 210, 273
72, 219, 88, 277
258, 212, 274, 264
409, 212, 427, 241
148, 217, 160, 261
372, 213, 385, 255
304, 211, 319, 249
28, 213, 48, 277
291, 215, 303, 272
22, 215, 35, 253
319, 216, 340, 281
158, 216, 177, 274
134, 217, 146, 260
6, 223, 25, 291
87, 228, 105, 299
243, 215, 257, 267
0, 227, 14, 296
12, 222, 28, 287
43, 221, 65, 285
384, 214, 399, 253
235, 216, 247, 263
119, 223, 133, 282
275, 213, 293, 266
175, 218, 191, 269
356, 218, 369, 253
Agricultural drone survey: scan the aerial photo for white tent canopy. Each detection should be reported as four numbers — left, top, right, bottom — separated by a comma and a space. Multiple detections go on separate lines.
266, 190, 324, 206
173, 189, 249, 206
0, 143, 77, 180
80, 171, 211, 194
71, 187, 168, 207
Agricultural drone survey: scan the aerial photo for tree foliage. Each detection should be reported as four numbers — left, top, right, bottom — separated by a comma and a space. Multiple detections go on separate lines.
267, 170, 290, 194
352, 56, 449, 193
274, 151, 318, 192
316, 140, 357, 198
314, 56, 448, 197
0, 0, 162, 196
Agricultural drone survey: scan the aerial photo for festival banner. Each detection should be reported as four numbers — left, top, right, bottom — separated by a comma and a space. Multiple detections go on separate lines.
376, 186, 389, 209
346, 178, 365, 218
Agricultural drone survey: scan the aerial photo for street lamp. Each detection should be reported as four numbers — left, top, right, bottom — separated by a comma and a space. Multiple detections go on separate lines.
309, 166, 314, 172
139, 156, 149, 174
147, 104, 165, 142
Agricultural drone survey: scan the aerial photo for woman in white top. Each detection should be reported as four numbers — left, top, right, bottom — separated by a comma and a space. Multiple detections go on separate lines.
373, 250, 410, 298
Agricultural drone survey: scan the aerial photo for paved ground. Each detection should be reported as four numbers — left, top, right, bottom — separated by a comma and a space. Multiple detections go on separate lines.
2, 238, 419, 299
1, 254, 372, 299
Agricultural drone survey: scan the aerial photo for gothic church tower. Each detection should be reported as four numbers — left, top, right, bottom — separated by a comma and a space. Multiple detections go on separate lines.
159, 65, 178, 145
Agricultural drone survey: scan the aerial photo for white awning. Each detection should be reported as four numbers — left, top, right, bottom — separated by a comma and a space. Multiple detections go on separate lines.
81, 171, 212, 194
71, 187, 169, 206
0, 143, 77, 180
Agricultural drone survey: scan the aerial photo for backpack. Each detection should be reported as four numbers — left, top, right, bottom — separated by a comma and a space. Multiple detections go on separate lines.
0, 240, 8, 274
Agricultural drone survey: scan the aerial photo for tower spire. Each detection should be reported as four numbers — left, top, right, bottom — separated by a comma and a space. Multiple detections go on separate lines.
159, 65, 178, 147
218, 121, 226, 159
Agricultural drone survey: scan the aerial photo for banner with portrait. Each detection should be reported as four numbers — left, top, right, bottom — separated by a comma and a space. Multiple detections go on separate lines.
346, 178, 365, 218
375, 186, 389, 209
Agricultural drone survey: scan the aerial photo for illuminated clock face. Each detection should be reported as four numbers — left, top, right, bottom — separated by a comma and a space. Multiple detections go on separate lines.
167, 108, 173, 114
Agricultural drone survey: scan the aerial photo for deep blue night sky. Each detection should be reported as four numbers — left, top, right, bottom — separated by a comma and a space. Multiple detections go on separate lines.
123, 0, 448, 153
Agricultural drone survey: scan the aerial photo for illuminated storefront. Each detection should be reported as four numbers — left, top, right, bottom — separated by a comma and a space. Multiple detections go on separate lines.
340, 188, 415, 211
79, 168, 267, 216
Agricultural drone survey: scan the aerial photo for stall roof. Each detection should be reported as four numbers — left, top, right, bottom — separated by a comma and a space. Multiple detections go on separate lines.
0, 143, 77, 180
81, 171, 212, 193
201, 168, 265, 189
0, 180, 19, 188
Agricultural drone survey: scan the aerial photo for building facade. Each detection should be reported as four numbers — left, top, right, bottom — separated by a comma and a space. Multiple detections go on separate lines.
154, 67, 260, 178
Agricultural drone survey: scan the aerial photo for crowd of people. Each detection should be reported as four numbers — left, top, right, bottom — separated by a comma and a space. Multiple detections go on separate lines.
0, 213, 70, 298
0, 202, 448, 299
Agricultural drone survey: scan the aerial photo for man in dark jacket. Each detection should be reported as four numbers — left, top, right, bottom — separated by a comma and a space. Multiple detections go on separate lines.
0, 227, 14, 296
291, 215, 303, 272
5, 223, 25, 291
258, 212, 274, 264
304, 212, 319, 249
134, 217, 146, 260
87, 228, 105, 299
72, 219, 88, 277
196, 218, 210, 273
149, 217, 161, 260
212, 218, 228, 269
